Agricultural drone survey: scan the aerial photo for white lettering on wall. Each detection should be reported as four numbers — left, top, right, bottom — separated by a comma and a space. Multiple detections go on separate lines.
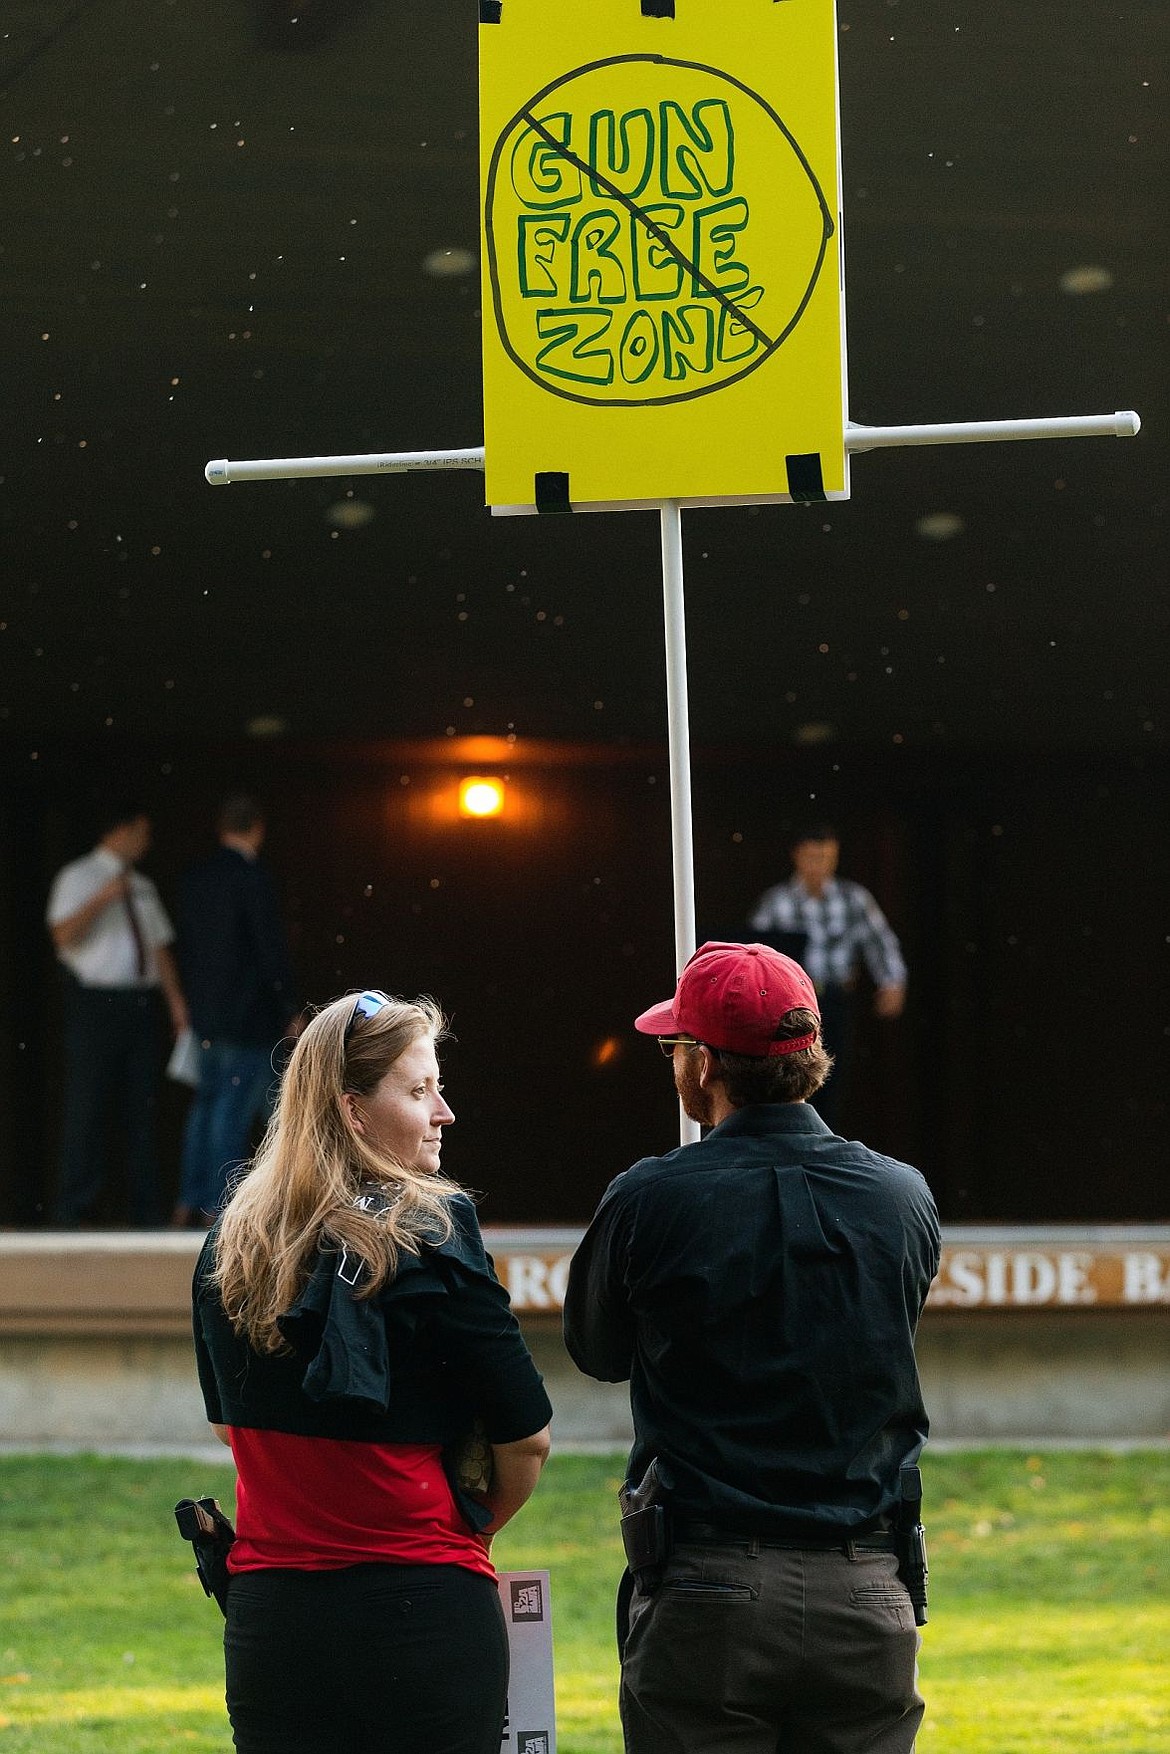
500, 1246, 1170, 1312
930, 1249, 1108, 1308
547, 1255, 571, 1306
985, 1252, 1008, 1305
1056, 1253, 1096, 1304
507, 1256, 551, 1309
1123, 1253, 1170, 1304
1011, 1252, 1057, 1304
942, 1251, 984, 1306
504, 1254, 574, 1311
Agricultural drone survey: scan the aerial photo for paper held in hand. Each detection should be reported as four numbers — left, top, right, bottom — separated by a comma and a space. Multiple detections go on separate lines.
166, 1027, 202, 1088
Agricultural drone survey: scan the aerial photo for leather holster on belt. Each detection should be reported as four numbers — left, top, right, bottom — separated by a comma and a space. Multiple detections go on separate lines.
619, 1458, 670, 1596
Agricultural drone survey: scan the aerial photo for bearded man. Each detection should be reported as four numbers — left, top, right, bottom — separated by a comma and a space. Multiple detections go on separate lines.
564, 941, 940, 1754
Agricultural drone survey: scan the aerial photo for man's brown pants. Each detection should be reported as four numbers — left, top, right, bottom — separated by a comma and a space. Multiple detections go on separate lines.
620, 1536, 924, 1753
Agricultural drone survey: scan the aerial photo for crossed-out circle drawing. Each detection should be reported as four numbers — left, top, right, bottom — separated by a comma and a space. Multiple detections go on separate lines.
485, 55, 834, 408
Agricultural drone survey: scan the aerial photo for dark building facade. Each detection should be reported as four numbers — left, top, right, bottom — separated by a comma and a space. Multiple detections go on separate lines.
2, 737, 1164, 1227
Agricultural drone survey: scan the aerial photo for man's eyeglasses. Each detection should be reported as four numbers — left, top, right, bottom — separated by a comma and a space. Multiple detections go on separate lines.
345, 990, 392, 1042
657, 1035, 699, 1057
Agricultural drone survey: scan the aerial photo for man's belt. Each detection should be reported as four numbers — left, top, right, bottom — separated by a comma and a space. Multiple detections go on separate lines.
674, 1519, 897, 1553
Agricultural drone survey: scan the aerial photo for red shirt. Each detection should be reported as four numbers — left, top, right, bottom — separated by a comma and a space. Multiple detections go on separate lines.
226, 1427, 494, 1579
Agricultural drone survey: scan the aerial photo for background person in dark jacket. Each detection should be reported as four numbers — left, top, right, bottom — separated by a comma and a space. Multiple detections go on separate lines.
564, 941, 940, 1754
172, 795, 300, 1226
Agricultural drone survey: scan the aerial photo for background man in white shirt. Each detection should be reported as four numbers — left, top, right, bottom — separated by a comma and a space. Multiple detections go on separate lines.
46, 801, 187, 1227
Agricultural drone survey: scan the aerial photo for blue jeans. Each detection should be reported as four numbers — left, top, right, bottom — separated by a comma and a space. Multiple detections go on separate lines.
179, 1040, 275, 1213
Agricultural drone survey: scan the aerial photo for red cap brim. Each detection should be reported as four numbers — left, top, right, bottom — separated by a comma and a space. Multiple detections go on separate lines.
633, 997, 680, 1036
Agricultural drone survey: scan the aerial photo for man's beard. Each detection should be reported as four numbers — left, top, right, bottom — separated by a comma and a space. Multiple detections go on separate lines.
674, 1052, 715, 1127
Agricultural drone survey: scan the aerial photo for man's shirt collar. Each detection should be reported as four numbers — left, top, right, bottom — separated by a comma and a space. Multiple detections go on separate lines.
706, 1102, 834, 1142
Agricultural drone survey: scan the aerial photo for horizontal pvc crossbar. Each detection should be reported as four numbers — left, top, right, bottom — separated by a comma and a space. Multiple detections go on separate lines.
844, 412, 1140, 452
203, 412, 1140, 485
204, 448, 486, 484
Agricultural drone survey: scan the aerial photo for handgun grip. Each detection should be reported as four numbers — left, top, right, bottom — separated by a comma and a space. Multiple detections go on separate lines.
175, 1498, 208, 1542
175, 1496, 236, 1544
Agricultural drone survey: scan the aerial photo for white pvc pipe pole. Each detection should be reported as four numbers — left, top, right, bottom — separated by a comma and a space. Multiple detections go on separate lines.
204, 448, 485, 485
659, 500, 701, 1147
845, 411, 1139, 452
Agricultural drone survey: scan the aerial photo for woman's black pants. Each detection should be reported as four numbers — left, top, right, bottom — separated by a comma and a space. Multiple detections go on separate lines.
223, 1562, 508, 1754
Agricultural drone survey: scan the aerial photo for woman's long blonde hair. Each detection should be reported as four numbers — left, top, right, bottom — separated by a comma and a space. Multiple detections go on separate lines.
212, 991, 459, 1353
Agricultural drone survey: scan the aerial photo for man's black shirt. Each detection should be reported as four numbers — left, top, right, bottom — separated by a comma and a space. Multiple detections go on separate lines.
563, 1102, 940, 1538
179, 845, 297, 1047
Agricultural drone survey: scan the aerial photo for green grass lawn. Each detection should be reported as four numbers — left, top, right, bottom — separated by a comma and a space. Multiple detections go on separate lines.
1, 1449, 1167, 1752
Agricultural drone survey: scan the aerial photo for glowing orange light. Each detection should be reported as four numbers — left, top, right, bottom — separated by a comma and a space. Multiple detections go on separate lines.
459, 776, 505, 819
591, 1036, 623, 1068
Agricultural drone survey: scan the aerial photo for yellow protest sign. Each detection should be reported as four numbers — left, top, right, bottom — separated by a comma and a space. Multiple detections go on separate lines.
479, 0, 847, 513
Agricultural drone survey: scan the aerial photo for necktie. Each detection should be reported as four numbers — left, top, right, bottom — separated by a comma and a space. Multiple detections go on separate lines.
121, 881, 148, 981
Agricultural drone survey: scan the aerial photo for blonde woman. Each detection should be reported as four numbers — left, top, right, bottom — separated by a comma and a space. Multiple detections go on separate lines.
192, 990, 552, 1754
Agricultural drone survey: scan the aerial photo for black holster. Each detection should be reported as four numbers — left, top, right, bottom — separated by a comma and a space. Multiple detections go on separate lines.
893, 1464, 929, 1626
618, 1458, 670, 1597
175, 1495, 236, 1616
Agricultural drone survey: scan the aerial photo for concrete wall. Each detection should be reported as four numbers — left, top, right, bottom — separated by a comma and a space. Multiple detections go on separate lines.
4, 1309, 1170, 1449
0, 1325, 635, 1450
1, 1230, 1168, 1447
916, 1311, 1170, 1442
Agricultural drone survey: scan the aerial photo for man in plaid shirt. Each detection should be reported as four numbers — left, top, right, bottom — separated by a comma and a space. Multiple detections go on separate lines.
748, 824, 906, 1129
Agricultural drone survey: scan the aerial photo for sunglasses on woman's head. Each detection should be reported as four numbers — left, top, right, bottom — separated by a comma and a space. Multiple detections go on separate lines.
344, 990, 392, 1042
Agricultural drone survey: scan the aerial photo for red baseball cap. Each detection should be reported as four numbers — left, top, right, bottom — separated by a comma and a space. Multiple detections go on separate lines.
634, 941, 820, 1057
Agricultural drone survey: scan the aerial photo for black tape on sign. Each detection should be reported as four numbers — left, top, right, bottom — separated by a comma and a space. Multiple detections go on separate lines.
535, 472, 572, 515
480, 0, 502, 21
785, 453, 827, 503
641, 0, 675, 16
